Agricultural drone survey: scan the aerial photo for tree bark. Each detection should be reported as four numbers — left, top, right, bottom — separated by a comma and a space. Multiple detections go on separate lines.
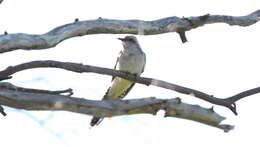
0, 10, 259, 132
0, 10, 259, 53
0, 60, 259, 115
0, 88, 233, 132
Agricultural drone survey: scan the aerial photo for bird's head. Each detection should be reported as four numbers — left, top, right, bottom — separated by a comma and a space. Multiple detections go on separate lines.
118, 36, 140, 50
118, 36, 138, 43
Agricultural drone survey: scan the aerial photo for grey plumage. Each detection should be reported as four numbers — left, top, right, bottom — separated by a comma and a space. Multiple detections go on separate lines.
90, 36, 146, 126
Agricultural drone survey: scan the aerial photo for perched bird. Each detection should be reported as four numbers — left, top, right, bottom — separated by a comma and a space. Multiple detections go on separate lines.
90, 36, 146, 126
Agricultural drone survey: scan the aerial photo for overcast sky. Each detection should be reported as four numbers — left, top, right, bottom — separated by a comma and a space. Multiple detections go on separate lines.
0, 0, 260, 147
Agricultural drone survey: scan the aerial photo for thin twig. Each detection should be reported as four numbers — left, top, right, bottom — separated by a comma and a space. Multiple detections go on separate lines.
0, 82, 73, 96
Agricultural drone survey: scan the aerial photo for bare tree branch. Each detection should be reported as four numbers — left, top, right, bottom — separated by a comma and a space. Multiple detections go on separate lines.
0, 88, 234, 132
0, 82, 73, 96
0, 10, 260, 53
0, 60, 259, 115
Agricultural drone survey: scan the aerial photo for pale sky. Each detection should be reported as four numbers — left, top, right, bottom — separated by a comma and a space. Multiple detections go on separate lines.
0, 0, 260, 147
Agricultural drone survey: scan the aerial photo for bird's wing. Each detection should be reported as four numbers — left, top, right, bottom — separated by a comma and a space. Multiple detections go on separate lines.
141, 52, 146, 73
111, 51, 122, 81
117, 83, 135, 99
118, 52, 145, 98
102, 50, 123, 99
103, 86, 111, 99
117, 52, 145, 98
103, 79, 135, 100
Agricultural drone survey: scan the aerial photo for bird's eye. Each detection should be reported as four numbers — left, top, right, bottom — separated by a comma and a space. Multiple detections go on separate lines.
126, 38, 135, 42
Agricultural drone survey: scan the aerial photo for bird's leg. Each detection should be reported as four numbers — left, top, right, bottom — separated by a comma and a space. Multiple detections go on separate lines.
121, 70, 137, 77
132, 73, 139, 81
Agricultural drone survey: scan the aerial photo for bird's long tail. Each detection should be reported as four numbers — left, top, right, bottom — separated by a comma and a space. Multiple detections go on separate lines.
90, 117, 104, 126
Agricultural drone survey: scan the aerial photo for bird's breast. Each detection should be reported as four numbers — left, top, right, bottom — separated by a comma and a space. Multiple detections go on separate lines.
118, 53, 145, 74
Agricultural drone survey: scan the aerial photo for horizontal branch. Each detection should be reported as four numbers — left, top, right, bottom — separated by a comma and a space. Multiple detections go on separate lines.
0, 88, 233, 132
0, 82, 73, 96
0, 60, 259, 115
1, 10, 260, 53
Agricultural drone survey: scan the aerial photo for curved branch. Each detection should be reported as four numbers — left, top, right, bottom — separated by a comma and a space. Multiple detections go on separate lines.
1, 10, 260, 53
225, 87, 260, 103
0, 60, 259, 115
0, 89, 233, 132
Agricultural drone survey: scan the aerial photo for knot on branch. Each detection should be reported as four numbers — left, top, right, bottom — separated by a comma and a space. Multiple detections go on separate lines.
74, 18, 79, 23
180, 14, 210, 29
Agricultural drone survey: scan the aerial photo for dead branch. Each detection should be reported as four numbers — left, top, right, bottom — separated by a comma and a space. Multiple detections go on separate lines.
0, 82, 73, 96
0, 10, 260, 53
0, 60, 259, 115
0, 88, 233, 132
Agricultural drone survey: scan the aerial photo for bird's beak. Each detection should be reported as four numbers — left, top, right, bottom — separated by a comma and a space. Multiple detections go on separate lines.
117, 38, 125, 41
